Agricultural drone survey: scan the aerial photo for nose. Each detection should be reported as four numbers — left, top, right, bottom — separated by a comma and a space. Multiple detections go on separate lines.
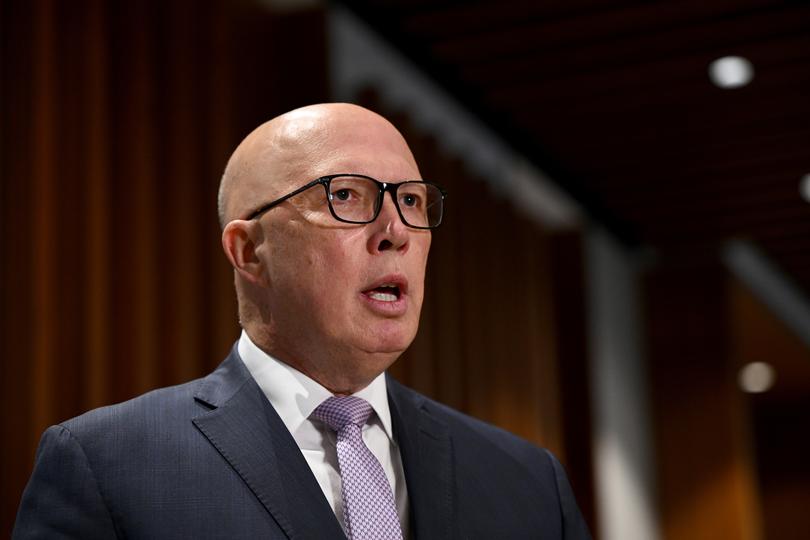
367, 191, 409, 254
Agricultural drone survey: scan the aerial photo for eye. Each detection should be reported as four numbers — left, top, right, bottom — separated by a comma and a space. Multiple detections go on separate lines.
333, 189, 352, 201
401, 193, 421, 208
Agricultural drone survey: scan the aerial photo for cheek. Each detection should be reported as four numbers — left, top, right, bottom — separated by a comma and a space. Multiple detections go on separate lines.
317, 231, 365, 274
411, 237, 431, 280
266, 232, 323, 302
304, 238, 361, 305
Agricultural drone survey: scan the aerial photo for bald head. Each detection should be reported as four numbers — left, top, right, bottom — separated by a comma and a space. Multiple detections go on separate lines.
218, 103, 419, 228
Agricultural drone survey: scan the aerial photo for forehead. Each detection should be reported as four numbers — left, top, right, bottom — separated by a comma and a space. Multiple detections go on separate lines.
273, 109, 421, 186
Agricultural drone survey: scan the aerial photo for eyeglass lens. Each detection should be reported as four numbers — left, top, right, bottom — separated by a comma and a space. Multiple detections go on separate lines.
327, 176, 443, 227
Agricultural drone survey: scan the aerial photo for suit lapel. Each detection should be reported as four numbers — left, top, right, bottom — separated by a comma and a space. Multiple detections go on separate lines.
192, 348, 345, 540
387, 376, 456, 539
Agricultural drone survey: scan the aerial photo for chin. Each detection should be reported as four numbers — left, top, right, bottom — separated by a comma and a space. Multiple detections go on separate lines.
363, 333, 415, 362
350, 338, 411, 378
363, 323, 417, 355
356, 340, 406, 361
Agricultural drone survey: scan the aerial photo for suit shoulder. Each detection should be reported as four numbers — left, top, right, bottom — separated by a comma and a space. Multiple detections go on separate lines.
389, 380, 592, 538
391, 380, 555, 472
60, 377, 205, 438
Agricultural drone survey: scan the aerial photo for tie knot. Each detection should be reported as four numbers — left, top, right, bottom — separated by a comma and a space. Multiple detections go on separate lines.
312, 395, 374, 432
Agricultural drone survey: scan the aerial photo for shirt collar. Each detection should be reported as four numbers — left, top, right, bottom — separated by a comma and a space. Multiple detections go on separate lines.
237, 330, 395, 442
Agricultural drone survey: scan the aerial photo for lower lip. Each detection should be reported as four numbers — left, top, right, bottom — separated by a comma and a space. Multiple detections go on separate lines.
360, 291, 408, 316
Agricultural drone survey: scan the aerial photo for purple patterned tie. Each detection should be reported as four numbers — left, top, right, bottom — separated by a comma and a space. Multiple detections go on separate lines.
312, 396, 404, 540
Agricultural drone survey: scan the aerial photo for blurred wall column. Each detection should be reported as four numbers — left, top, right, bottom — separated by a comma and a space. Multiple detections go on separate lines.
586, 228, 660, 540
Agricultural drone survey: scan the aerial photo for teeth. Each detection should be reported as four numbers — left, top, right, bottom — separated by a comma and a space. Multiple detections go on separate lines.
369, 291, 398, 302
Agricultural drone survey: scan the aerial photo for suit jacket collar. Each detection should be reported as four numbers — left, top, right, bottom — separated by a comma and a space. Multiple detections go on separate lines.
192, 346, 345, 539
387, 374, 457, 539
192, 346, 458, 539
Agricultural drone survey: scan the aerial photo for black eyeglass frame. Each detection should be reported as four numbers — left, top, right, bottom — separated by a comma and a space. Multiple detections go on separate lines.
244, 173, 448, 229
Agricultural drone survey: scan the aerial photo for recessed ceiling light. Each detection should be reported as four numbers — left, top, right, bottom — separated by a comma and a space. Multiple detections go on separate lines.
801, 174, 810, 203
738, 361, 776, 393
709, 56, 754, 88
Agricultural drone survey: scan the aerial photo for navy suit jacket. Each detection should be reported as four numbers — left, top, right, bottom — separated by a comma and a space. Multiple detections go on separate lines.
14, 346, 591, 539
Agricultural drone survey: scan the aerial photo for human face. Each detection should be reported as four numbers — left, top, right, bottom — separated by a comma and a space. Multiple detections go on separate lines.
252, 107, 431, 392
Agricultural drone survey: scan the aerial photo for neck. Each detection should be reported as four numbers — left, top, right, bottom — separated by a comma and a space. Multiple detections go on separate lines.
241, 326, 379, 394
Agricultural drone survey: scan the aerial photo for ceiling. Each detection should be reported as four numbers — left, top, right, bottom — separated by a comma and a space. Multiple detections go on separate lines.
341, 0, 810, 299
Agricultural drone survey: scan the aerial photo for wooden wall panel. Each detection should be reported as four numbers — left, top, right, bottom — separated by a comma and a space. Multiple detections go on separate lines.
646, 265, 762, 540
0, 1, 328, 535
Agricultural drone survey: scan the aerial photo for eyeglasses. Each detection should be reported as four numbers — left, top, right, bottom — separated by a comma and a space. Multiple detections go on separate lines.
245, 174, 447, 229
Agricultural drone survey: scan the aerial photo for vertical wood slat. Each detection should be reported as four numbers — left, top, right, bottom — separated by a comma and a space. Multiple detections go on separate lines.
1, 1, 37, 534
525, 222, 564, 454
207, 0, 240, 368
457, 167, 492, 421
549, 230, 595, 527
30, 0, 56, 449
83, 0, 110, 410
55, 1, 87, 415
164, 0, 202, 385
126, 0, 159, 396
488, 196, 513, 430
429, 156, 465, 410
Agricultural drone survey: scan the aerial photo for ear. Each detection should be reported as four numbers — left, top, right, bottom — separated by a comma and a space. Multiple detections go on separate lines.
221, 220, 267, 286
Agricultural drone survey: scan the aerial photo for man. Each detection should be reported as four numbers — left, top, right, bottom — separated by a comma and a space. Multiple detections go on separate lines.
14, 103, 591, 539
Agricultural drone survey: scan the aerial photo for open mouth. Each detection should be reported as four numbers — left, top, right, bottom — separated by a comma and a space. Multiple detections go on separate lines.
362, 275, 408, 304
364, 284, 401, 302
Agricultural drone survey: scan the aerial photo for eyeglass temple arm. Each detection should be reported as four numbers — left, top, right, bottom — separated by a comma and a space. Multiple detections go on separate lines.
245, 177, 325, 220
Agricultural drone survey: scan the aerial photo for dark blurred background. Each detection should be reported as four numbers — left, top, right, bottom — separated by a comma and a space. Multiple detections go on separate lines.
2, 1, 809, 539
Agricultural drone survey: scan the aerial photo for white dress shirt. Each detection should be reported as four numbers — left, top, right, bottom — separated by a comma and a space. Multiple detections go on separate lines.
237, 331, 410, 537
